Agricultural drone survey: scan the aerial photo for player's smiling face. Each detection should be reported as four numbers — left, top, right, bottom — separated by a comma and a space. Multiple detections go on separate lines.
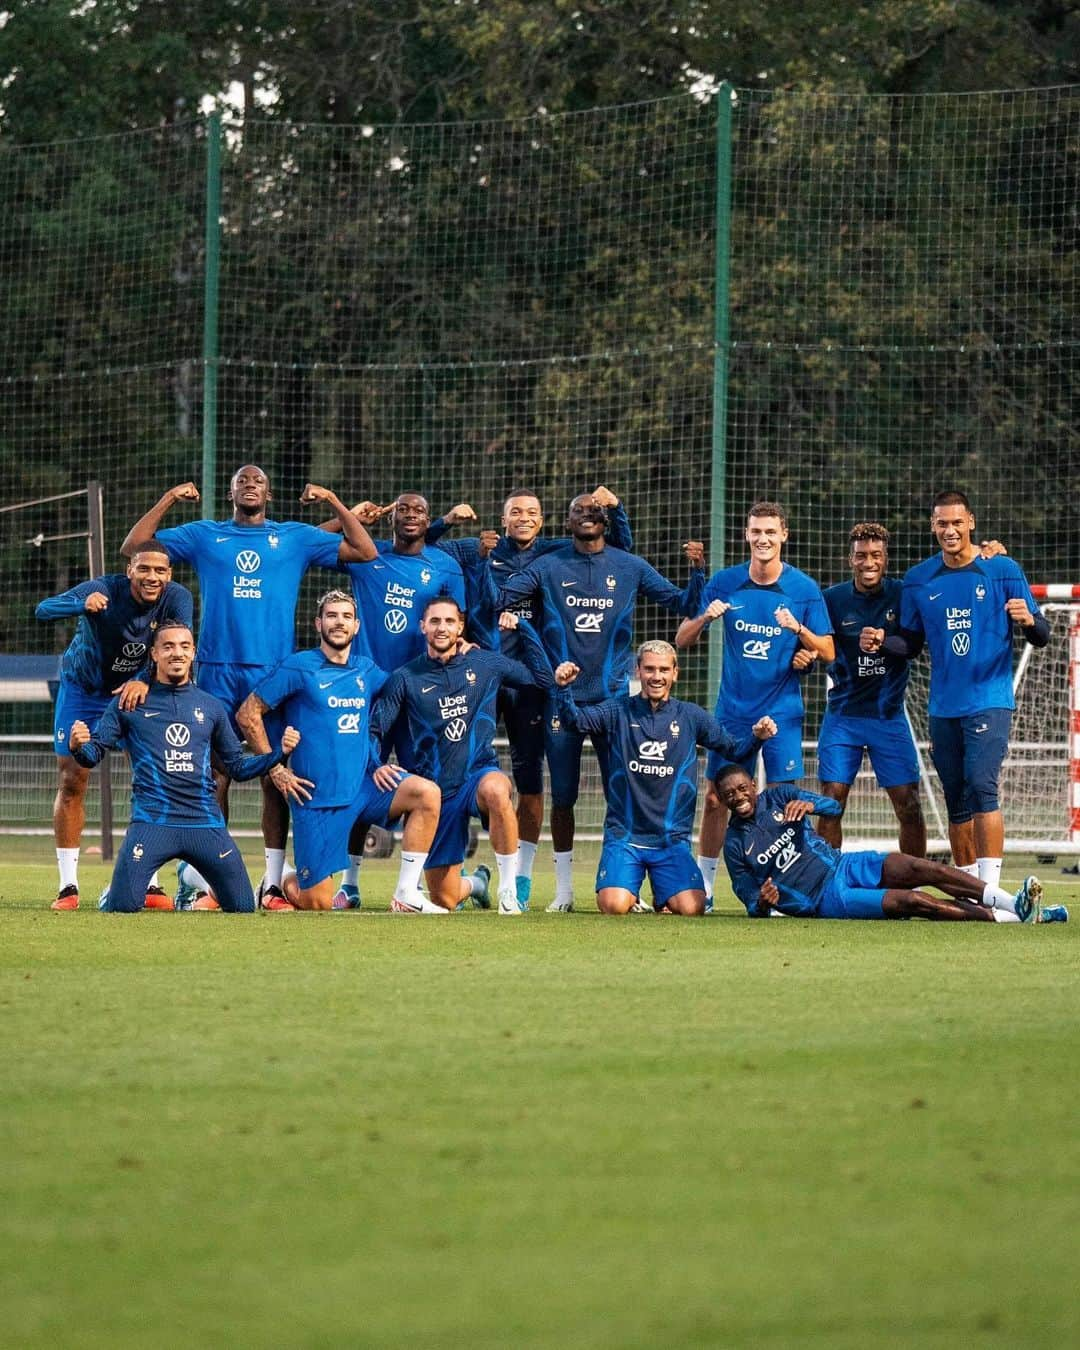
716, 770, 757, 818
316, 600, 359, 652
391, 493, 430, 542
127, 551, 172, 604
638, 651, 677, 704
850, 540, 887, 592
421, 601, 464, 657
745, 515, 787, 566
228, 465, 271, 515
931, 504, 975, 559
503, 494, 544, 546
152, 626, 195, 684
566, 494, 607, 540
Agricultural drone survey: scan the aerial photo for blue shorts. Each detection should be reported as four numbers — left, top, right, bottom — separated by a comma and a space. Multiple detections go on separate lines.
292, 776, 399, 888
546, 697, 612, 809
817, 710, 919, 789
427, 768, 502, 870
929, 709, 1011, 822
103, 822, 254, 913
53, 680, 111, 757
596, 839, 704, 908
816, 850, 889, 919
706, 715, 803, 784
195, 661, 281, 739
499, 685, 546, 796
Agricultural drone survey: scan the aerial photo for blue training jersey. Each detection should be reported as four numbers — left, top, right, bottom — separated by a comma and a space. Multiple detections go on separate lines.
371, 622, 552, 794
496, 544, 704, 705
35, 574, 194, 696
155, 518, 342, 667
555, 690, 757, 846
253, 649, 388, 809
703, 563, 831, 724
723, 786, 844, 917
899, 553, 1041, 717
339, 541, 466, 671
70, 681, 280, 827
431, 504, 634, 651
824, 578, 908, 719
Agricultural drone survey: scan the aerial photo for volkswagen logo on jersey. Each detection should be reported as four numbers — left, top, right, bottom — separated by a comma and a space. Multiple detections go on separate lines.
574, 611, 604, 632
952, 632, 971, 656
743, 638, 771, 660
236, 550, 261, 573
122, 642, 145, 658
445, 718, 467, 742
384, 609, 408, 634
337, 713, 361, 734
166, 723, 191, 747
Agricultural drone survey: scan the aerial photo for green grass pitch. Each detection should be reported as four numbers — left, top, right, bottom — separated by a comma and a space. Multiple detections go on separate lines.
2, 839, 1078, 1348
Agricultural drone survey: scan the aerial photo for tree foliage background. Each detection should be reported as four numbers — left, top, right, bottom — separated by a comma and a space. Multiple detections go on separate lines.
2, 0, 1079, 688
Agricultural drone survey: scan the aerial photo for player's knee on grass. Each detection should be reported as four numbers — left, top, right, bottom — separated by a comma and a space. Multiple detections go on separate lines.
666, 889, 707, 916
597, 887, 638, 915
287, 876, 335, 910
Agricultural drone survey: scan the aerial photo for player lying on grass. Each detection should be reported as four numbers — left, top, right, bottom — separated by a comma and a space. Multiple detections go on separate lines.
36, 539, 194, 911
371, 597, 553, 913
715, 765, 1067, 923
235, 590, 441, 912
553, 641, 775, 914
69, 623, 299, 913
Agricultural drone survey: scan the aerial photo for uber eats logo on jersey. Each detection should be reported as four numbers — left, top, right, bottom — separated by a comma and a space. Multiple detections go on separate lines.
113, 640, 147, 674
384, 582, 417, 630
946, 605, 973, 656
630, 739, 673, 777
233, 549, 262, 599
438, 692, 469, 729
857, 652, 886, 678
164, 721, 195, 773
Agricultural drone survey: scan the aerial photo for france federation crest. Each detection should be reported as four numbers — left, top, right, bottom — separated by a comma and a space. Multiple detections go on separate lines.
194, 707, 205, 723
420, 568, 432, 585
133, 843, 144, 860
605, 575, 617, 590
268, 533, 280, 549
465, 669, 477, 685
772, 810, 785, 823
975, 583, 986, 601
669, 721, 680, 738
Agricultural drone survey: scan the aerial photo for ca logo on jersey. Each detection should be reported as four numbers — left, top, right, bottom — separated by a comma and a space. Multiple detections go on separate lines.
337, 713, 361, 734
952, 632, 971, 656
637, 740, 667, 760
384, 609, 408, 634
166, 723, 191, 747
574, 612, 604, 633
445, 718, 467, 742
236, 550, 260, 574
743, 638, 771, 660
775, 842, 801, 872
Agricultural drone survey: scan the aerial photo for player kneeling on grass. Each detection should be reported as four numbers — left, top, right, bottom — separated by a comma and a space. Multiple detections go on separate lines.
70, 623, 297, 913
371, 598, 554, 913
716, 765, 1067, 923
553, 642, 776, 915
235, 590, 440, 912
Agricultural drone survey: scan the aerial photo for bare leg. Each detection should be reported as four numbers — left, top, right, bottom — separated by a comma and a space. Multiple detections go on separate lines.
516, 791, 542, 846
882, 889, 993, 921
261, 777, 289, 850
665, 888, 707, 916
477, 773, 518, 856
425, 863, 469, 910
886, 783, 926, 858
817, 782, 849, 849
698, 784, 728, 857
285, 875, 335, 911
213, 768, 231, 825
880, 852, 989, 901
597, 887, 638, 914
973, 808, 1005, 863
54, 756, 90, 848
949, 818, 976, 868
551, 803, 574, 853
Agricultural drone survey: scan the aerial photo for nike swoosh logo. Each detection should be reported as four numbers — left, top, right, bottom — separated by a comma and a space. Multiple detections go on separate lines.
143, 711, 160, 718
561, 581, 577, 588
215, 536, 229, 542
319, 681, 333, 689
422, 684, 437, 693
841, 619, 858, 627
373, 564, 386, 570
928, 592, 942, 600
745, 843, 755, 855
491, 560, 506, 568
219, 850, 233, 859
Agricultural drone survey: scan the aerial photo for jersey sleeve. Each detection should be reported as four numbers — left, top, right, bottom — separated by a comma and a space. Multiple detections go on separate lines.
303, 523, 348, 570
606, 503, 633, 552
370, 671, 407, 746
635, 557, 705, 616
35, 577, 110, 622
501, 619, 554, 689
252, 659, 304, 712
899, 577, 925, 635
552, 687, 613, 734
495, 560, 542, 609
693, 705, 757, 764
802, 587, 831, 635
212, 705, 282, 781
70, 699, 125, 768
154, 521, 201, 565
1003, 564, 1051, 647
723, 835, 768, 917
161, 582, 195, 629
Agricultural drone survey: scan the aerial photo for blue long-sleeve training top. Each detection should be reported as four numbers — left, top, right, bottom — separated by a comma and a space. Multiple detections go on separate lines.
723, 786, 844, 917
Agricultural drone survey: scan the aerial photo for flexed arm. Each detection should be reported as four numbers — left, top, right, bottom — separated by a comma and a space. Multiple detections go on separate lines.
120, 482, 200, 557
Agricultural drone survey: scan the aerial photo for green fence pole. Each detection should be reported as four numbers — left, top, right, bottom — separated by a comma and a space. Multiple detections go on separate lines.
202, 110, 222, 519
708, 83, 734, 699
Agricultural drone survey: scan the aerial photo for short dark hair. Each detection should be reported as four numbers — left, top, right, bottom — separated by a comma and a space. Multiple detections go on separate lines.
503, 488, 542, 510
931, 490, 973, 514
151, 622, 194, 645
848, 522, 890, 548
128, 539, 172, 563
747, 500, 787, 528
712, 762, 751, 791
422, 593, 464, 619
